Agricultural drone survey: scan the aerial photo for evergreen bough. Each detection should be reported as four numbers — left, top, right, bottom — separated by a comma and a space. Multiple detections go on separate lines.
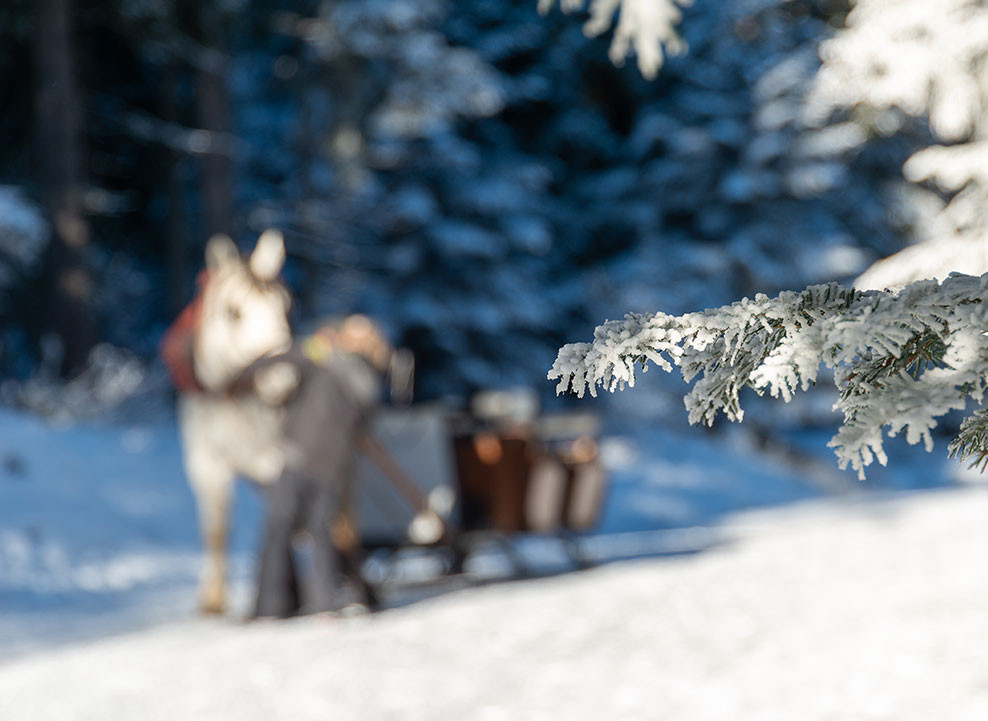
550, 274, 988, 478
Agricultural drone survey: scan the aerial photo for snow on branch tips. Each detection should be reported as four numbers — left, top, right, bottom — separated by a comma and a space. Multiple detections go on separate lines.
814, 0, 988, 288
549, 273, 988, 478
538, 0, 690, 80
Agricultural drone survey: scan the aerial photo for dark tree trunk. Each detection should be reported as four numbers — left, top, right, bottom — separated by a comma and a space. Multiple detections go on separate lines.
34, 0, 97, 376
162, 62, 190, 314
174, 0, 233, 276
196, 55, 233, 239
296, 74, 318, 317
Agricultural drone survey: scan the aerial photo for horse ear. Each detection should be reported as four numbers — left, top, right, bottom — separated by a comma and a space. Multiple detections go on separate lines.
249, 229, 285, 282
205, 233, 239, 271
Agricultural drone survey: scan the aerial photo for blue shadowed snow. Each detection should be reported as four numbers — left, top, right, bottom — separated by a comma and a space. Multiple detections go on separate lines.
0, 410, 264, 658
0, 406, 963, 660
598, 431, 818, 535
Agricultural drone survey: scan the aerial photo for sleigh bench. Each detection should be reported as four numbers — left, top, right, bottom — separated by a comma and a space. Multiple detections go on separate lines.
352, 392, 607, 578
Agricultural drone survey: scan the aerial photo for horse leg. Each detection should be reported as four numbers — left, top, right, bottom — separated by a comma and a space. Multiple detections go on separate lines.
188, 459, 235, 615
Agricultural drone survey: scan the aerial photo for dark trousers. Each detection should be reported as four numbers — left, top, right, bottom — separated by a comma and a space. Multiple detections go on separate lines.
254, 469, 344, 618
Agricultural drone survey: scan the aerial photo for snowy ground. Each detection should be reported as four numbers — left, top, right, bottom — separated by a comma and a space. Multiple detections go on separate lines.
0, 409, 263, 657
4, 487, 988, 720
1, 406, 983, 719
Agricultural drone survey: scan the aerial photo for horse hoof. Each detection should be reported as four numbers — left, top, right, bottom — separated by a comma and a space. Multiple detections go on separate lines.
200, 594, 226, 616
339, 602, 370, 618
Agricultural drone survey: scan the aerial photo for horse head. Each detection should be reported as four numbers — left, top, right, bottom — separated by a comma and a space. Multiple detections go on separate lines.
193, 230, 293, 392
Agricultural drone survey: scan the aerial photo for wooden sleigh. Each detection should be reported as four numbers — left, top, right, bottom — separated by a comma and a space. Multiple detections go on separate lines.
350, 389, 608, 587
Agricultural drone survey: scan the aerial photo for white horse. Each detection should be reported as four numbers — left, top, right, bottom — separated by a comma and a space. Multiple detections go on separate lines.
177, 230, 296, 614
175, 230, 439, 614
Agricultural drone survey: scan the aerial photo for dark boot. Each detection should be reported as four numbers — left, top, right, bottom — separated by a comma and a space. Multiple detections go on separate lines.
253, 472, 303, 619
303, 481, 346, 614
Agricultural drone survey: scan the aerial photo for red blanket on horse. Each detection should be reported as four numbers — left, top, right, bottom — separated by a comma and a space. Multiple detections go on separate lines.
160, 271, 209, 393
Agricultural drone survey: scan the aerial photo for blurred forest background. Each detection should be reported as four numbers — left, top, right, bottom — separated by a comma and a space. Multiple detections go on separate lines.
0, 0, 934, 420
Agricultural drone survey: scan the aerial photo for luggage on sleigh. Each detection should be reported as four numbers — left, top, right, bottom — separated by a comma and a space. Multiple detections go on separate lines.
351, 389, 608, 578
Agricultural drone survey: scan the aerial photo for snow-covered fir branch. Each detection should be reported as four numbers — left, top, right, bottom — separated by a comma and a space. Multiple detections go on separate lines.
550, 273, 988, 478
812, 0, 988, 287
538, 0, 690, 79
808, 0, 988, 143
949, 409, 988, 471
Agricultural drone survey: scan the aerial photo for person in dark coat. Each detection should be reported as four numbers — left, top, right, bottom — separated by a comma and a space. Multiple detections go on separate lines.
250, 331, 383, 619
